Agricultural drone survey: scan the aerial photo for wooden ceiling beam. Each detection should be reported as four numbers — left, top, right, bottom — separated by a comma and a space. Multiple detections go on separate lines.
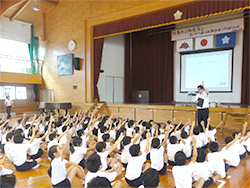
10, 0, 32, 21
43, 0, 58, 6
0, 0, 26, 19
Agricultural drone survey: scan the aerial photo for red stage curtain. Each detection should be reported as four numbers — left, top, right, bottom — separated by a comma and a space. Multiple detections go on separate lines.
241, 11, 250, 105
94, 0, 250, 38
124, 33, 132, 102
94, 38, 104, 101
125, 30, 174, 104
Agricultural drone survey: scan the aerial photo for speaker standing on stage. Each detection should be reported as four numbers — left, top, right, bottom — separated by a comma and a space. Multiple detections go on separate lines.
4, 96, 13, 119
195, 81, 209, 132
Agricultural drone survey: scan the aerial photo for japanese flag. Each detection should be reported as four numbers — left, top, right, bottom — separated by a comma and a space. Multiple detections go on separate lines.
195, 35, 214, 50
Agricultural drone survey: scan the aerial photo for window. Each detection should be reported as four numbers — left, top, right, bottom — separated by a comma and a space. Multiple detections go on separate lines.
0, 86, 27, 100
0, 38, 31, 74
16, 87, 27, 99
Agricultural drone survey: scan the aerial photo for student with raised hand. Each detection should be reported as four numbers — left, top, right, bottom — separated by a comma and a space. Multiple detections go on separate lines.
172, 136, 205, 188
150, 130, 169, 175
95, 133, 123, 171
28, 115, 53, 159
10, 123, 42, 171
223, 133, 243, 167
120, 128, 144, 168
125, 131, 151, 187
69, 136, 95, 169
205, 118, 223, 142
48, 129, 85, 188
207, 132, 244, 179
192, 148, 221, 187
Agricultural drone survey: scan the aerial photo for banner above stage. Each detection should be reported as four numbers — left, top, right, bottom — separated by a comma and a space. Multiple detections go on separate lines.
171, 18, 244, 41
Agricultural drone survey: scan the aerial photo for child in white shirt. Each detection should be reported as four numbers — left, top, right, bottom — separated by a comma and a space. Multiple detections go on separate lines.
69, 137, 95, 169
125, 132, 151, 187
95, 134, 123, 171
167, 136, 184, 165
192, 148, 221, 187
172, 137, 205, 188
10, 124, 41, 171
121, 130, 143, 167
85, 153, 122, 188
150, 132, 169, 175
48, 130, 85, 188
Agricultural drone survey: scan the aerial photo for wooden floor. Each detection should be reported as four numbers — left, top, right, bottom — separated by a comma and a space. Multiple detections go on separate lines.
1, 117, 250, 188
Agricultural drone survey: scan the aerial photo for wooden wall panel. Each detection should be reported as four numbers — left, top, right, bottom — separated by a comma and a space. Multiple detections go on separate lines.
118, 108, 135, 120
154, 109, 173, 123
209, 112, 222, 127
174, 110, 196, 123
135, 109, 153, 121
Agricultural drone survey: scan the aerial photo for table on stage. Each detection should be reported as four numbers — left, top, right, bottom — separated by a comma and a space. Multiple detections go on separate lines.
39, 102, 72, 114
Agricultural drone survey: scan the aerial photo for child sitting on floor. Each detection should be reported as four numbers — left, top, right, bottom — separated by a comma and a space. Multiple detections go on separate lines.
125, 131, 151, 187
48, 129, 85, 188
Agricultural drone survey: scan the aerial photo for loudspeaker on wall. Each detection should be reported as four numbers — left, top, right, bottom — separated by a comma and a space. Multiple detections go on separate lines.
74, 57, 80, 70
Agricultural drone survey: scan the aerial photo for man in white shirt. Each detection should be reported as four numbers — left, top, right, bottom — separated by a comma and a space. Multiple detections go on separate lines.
195, 81, 209, 132
4, 96, 13, 119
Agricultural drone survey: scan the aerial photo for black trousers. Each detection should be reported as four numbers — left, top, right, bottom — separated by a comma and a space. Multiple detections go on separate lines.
197, 108, 209, 132
6, 106, 12, 119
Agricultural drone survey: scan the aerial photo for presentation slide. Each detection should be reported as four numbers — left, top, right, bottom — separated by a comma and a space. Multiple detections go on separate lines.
180, 49, 233, 92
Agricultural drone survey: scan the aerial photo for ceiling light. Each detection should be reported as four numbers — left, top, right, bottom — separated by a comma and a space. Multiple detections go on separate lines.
32, 0, 40, 11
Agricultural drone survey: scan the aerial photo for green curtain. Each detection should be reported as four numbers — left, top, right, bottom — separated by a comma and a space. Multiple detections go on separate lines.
29, 25, 39, 74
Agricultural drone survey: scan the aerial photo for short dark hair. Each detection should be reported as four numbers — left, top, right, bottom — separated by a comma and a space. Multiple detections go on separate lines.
86, 153, 101, 172
175, 151, 186, 166
141, 131, 147, 140
232, 132, 238, 138
100, 126, 107, 133
129, 144, 140, 156
6, 132, 15, 142
62, 126, 67, 132
120, 136, 131, 151
197, 85, 204, 90
13, 134, 23, 143
0, 174, 16, 188
72, 137, 82, 146
77, 129, 84, 137
193, 127, 200, 135
208, 142, 218, 152
48, 145, 59, 159
49, 132, 57, 141
142, 168, 159, 188
196, 148, 206, 162
169, 136, 177, 144
181, 130, 188, 139
87, 176, 112, 188
95, 142, 106, 152
102, 133, 110, 142
128, 120, 134, 128
15, 128, 23, 135
225, 136, 233, 144
151, 138, 160, 148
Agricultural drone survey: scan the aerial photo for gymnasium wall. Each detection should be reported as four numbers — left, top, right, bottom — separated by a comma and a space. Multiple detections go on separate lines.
39, 0, 158, 112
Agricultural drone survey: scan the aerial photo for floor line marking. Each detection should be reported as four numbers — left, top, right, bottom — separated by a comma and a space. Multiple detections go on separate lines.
217, 180, 226, 188
167, 169, 172, 172
40, 162, 50, 167
226, 175, 231, 179
25, 179, 50, 188
18, 174, 49, 182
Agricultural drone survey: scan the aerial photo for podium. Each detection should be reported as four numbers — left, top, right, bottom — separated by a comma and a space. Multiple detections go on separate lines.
131, 90, 152, 103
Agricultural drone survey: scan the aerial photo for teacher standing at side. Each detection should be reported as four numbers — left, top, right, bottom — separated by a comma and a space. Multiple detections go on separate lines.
195, 81, 209, 132
4, 96, 13, 119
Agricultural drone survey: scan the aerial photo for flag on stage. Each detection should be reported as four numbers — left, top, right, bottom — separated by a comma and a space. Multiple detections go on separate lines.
195, 35, 213, 50
216, 32, 236, 47
176, 38, 193, 52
